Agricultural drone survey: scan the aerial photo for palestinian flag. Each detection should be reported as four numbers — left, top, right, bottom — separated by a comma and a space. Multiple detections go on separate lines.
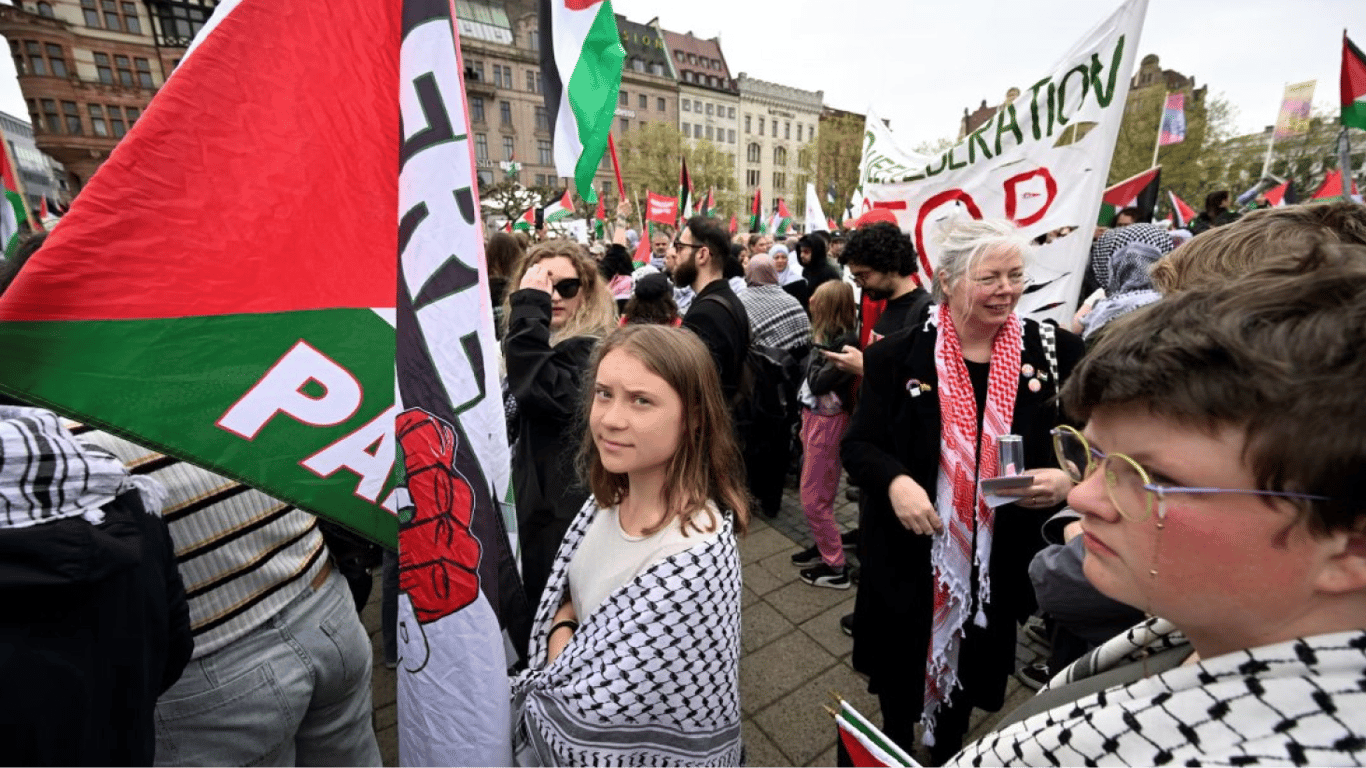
631, 224, 650, 266
771, 198, 792, 236
678, 157, 693, 220
698, 187, 714, 217
0, 1, 526, 763
542, 188, 574, 223
1167, 190, 1196, 228
0, 137, 29, 255
539, 0, 624, 204
749, 186, 763, 232
1342, 32, 1366, 130
510, 206, 535, 231
592, 195, 606, 239
1099, 166, 1160, 226
835, 700, 915, 767
1310, 168, 1360, 201
1264, 179, 1297, 207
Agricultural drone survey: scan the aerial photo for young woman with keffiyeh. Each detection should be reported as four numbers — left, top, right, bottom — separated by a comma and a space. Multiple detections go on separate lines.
510, 325, 749, 766
841, 218, 1085, 762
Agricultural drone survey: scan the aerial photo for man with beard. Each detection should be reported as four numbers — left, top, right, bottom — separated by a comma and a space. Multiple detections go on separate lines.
679, 216, 749, 399
822, 222, 931, 377
650, 228, 671, 271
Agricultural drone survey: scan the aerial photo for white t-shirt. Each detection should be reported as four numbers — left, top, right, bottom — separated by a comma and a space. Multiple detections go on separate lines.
568, 501, 724, 621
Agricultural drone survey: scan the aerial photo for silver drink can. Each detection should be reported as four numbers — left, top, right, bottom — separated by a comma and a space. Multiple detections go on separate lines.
997, 434, 1024, 476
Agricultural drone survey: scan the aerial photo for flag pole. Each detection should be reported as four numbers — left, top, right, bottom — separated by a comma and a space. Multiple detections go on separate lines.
607, 133, 624, 202
1261, 82, 1285, 179
1340, 127, 1353, 200
1150, 90, 1167, 169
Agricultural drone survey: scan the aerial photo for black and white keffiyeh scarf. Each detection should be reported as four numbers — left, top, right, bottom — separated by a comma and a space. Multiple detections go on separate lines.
0, 406, 130, 529
950, 616, 1366, 766
510, 499, 744, 766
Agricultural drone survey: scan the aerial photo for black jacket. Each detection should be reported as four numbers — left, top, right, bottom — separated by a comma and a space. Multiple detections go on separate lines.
840, 318, 1084, 709
0, 491, 193, 766
505, 289, 597, 612
682, 279, 749, 399
804, 330, 860, 413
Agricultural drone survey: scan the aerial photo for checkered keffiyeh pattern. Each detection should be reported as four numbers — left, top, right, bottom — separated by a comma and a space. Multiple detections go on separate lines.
924, 305, 1022, 747
739, 285, 812, 352
950, 617, 1366, 766
0, 406, 130, 529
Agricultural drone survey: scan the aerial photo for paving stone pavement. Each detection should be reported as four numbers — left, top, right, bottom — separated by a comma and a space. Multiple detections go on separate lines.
358, 471, 1047, 767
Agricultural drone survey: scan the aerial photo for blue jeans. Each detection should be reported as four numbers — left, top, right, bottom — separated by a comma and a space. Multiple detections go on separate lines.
152, 568, 382, 766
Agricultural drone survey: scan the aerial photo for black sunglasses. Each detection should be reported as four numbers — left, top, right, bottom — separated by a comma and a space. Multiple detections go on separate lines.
673, 240, 702, 252
551, 278, 582, 299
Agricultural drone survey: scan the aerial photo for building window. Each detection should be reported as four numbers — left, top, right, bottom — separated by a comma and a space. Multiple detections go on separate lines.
619, 90, 628, 107
528, 29, 539, 51
537, 139, 552, 165
705, 103, 713, 116
36, 2, 55, 17
108, 104, 126, 137
102, 0, 121, 30
682, 99, 690, 112
619, 117, 629, 133
93, 52, 113, 83
683, 123, 691, 138
134, 57, 153, 88
23, 42, 46, 76
534, 173, 547, 187
525, 69, 537, 92
773, 171, 785, 190
631, 57, 645, 73
499, 100, 511, 126
45, 44, 67, 77
774, 146, 787, 165
41, 99, 59, 133
535, 105, 549, 131
759, 117, 765, 136
151, 1, 210, 45
745, 115, 751, 133
80, 0, 100, 27
693, 99, 701, 112
62, 101, 82, 134
657, 97, 665, 112
728, 106, 735, 119
122, 2, 141, 33
682, 71, 692, 84
693, 122, 701, 136
747, 143, 760, 163
746, 169, 759, 186
705, 125, 713, 140
474, 133, 488, 162
470, 96, 485, 123
125, 106, 139, 124
502, 135, 514, 160
728, 129, 736, 143
88, 104, 108, 137
798, 148, 811, 167
785, 121, 791, 140
638, 93, 646, 109
115, 54, 133, 86
467, 60, 484, 81
687, 54, 696, 64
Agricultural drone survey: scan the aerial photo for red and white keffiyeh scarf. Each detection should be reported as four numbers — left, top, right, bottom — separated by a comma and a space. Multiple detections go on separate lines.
923, 304, 1022, 745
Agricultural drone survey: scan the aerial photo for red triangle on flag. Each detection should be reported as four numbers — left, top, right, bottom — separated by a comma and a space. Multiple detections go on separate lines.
0, 0, 399, 323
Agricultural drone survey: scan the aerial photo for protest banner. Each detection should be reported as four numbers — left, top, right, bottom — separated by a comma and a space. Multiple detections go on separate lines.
863, 0, 1149, 321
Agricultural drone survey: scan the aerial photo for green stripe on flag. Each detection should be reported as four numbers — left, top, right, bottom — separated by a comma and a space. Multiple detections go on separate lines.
0, 309, 399, 546
1344, 100, 1366, 132
565, 1, 623, 204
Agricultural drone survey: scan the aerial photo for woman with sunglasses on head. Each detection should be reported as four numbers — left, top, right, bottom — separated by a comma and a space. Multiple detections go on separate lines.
511, 324, 748, 766
504, 241, 618, 626
948, 245, 1366, 766
841, 217, 1085, 762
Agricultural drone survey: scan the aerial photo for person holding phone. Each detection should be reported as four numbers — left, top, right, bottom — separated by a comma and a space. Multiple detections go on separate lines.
505, 241, 619, 621
841, 218, 1085, 761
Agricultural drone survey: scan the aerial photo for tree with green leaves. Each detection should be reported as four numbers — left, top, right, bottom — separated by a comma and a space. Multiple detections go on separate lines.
802, 113, 863, 223
615, 122, 737, 220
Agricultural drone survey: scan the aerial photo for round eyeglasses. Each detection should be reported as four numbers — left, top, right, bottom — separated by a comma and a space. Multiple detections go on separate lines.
1050, 425, 1330, 523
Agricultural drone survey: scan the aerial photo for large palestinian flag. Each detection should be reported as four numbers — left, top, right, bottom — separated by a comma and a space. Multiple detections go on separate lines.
1099, 166, 1160, 225
0, 3, 526, 762
539, 0, 624, 204
1344, 33, 1366, 131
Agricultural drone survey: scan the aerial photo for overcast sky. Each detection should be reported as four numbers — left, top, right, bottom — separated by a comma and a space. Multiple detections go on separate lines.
0, 0, 1354, 149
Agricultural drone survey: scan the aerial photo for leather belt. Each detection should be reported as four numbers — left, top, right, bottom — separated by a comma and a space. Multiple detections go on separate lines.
310, 558, 333, 591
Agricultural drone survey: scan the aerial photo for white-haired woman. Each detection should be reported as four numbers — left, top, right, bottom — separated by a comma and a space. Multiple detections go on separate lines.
841, 218, 1086, 762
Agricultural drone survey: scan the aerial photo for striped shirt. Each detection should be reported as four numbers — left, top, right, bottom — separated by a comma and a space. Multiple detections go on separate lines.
71, 424, 327, 658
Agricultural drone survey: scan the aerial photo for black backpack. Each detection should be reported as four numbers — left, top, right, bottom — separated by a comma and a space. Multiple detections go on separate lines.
699, 295, 802, 433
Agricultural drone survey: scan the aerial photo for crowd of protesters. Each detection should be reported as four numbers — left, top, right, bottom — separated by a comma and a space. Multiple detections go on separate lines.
3, 189, 1366, 767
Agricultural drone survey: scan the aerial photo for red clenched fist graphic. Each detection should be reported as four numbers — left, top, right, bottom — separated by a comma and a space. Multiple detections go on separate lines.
396, 409, 481, 623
